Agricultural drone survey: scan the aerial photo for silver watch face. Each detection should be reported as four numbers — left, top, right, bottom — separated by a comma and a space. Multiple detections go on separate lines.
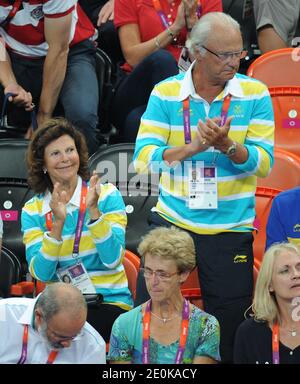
227, 144, 236, 156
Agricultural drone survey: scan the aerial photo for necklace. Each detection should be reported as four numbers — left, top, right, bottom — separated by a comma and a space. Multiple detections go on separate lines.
288, 329, 298, 337
280, 326, 300, 337
150, 311, 179, 323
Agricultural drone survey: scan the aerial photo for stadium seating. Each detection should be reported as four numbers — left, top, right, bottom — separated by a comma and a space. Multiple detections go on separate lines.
253, 187, 282, 264
247, 48, 300, 87
257, 147, 300, 190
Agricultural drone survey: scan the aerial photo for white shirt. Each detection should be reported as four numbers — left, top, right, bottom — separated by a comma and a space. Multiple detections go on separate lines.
178, 60, 244, 115
0, 297, 106, 364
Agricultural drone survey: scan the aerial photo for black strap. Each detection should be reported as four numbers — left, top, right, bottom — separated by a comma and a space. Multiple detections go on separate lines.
0, 1, 23, 27
1, 92, 38, 131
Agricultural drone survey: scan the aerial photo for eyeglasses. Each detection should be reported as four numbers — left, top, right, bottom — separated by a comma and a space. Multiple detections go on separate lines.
200, 45, 247, 62
140, 267, 179, 281
46, 322, 84, 341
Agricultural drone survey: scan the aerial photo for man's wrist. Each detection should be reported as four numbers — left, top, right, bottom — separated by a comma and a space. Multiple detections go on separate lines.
218, 139, 234, 154
88, 207, 101, 221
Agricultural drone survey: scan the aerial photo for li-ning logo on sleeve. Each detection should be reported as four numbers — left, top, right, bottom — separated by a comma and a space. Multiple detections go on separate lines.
233, 255, 248, 263
293, 224, 300, 232
31, 6, 43, 20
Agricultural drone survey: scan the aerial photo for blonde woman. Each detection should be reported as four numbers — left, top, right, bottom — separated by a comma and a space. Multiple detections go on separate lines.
234, 243, 300, 364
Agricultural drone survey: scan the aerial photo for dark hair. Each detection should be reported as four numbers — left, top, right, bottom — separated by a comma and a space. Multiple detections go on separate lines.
27, 117, 89, 193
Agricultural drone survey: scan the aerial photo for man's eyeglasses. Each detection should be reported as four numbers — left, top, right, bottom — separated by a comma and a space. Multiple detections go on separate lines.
140, 267, 179, 281
200, 45, 247, 62
46, 322, 84, 341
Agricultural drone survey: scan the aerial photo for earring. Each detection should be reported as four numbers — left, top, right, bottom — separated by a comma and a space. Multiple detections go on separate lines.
43, 168, 47, 174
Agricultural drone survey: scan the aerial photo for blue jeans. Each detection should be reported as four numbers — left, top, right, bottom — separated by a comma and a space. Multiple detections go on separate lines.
112, 49, 178, 142
60, 40, 99, 155
6, 40, 99, 155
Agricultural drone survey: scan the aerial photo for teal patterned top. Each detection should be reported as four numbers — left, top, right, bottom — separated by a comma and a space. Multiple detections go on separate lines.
108, 304, 220, 364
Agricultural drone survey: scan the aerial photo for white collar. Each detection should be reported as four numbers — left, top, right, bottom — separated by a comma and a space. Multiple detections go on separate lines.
178, 60, 244, 102
42, 176, 83, 215
18, 297, 39, 326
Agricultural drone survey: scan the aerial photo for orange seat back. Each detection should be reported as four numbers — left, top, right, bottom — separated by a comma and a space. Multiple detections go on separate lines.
247, 48, 300, 87
181, 267, 203, 309
257, 147, 300, 190
253, 187, 282, 263
268, 87, 300, 157
123, 250, 140, 300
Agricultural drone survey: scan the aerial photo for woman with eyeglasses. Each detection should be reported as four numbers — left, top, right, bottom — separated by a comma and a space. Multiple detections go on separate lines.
108, 226, 220, 364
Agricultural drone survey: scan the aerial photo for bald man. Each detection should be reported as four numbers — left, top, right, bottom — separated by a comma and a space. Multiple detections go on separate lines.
0, 283, 106, 364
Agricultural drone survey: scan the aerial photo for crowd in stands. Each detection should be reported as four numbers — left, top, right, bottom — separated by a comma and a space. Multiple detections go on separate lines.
0, 0, 300, 365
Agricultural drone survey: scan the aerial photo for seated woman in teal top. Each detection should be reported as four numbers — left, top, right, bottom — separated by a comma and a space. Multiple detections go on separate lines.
108, 226, 220, 364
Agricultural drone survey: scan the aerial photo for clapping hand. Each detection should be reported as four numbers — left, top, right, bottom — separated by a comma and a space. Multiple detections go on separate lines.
49, 182, 68, 223
86, 172, 101, 220
197, 116, 234, 152
183, 0, 199, 30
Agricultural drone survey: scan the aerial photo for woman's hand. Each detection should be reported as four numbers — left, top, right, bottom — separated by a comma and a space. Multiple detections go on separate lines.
183, 0, 199, 31
86, 172, 101, 220
49, 182, 67, 223
172, 2, 186, 34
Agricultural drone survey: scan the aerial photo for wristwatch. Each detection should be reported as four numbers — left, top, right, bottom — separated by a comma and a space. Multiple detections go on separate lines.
225, 141, 237, 157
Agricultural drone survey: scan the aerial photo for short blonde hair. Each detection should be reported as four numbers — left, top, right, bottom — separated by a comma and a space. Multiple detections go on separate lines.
253, 242, 300, 323
138, 226, 196, 273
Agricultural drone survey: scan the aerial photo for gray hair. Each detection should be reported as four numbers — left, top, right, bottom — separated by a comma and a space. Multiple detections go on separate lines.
36, 282, 87, 322
138, 226, 196, 273
186, 12, 241, 56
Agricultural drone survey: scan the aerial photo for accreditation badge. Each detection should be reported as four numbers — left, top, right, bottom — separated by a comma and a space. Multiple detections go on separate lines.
57, 262, 96, 294
178, 47, 192, 72
188, 164, 218, 209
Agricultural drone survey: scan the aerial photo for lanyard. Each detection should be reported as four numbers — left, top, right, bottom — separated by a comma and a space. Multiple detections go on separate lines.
182, 94, 232, 144
196, 0, 202, 18
0, 0, 22, 27
272, 322, 280, 364
45, 181, 88, 258
17, 325, 58, 364
152, 0, 202, 30
142, 299, 190, 364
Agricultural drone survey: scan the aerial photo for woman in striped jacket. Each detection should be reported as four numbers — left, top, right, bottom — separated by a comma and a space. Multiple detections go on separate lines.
22, 117, 133, 342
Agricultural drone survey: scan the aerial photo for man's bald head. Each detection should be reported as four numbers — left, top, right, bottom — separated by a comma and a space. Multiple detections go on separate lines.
36, 283, 87, 322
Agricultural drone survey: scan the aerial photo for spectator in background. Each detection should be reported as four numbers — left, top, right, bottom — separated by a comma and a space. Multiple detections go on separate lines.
0, 1, 99, 155
21, 118, 133, 343
79, 0, 124, 64
266, 187, 300, 250
234, 243, 300, 364
133, 12, 274, 362
108, 226, 220, 364
111, 0, 222, 142
253, 0, 300, 53
0, 282, 106, 363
